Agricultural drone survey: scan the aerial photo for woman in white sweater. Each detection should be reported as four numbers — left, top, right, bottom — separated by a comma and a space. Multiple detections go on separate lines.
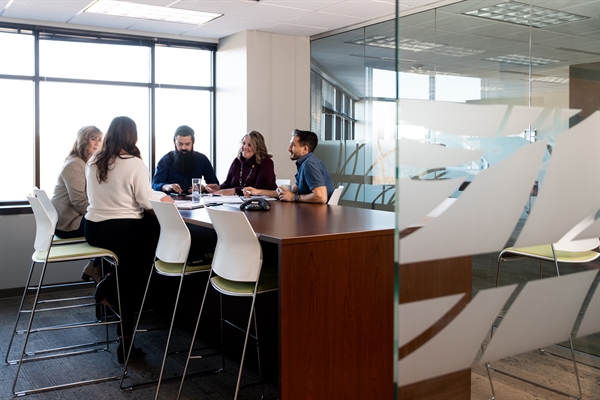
85, 116, 172, 363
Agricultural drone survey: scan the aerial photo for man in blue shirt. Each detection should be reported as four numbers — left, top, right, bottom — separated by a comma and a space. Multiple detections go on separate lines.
152, 125, 219, 194
278, 129, 334, 204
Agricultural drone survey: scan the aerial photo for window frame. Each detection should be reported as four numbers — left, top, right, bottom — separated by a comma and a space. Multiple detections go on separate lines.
0, 22, 216, 206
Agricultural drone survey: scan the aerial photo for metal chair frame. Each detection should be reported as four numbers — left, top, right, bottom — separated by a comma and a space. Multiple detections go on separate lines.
486, 240, 600, 400
178, 207, 278, 400
119, 200, 222, 397
7, 194, 122, 396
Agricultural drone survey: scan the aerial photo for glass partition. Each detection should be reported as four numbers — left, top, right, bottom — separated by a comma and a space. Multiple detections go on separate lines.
311, 0, 600, 398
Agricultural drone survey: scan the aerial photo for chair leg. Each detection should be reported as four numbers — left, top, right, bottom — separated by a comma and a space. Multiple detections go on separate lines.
119, 262, 155, 390
177, 271, 214, 400
155, 268, 187, 400
234, 293, 258, 400
252, 307, 265, 398
5, 261, 37, 364
495, 256, 502, 287
484, 362, 496, 400
12, 261, 50, 395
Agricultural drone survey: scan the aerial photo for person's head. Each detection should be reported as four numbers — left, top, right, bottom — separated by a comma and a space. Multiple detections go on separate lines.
173, 125, 195, 153
67, 125, 103, 162
172, 125, 196, 174
238, 130, 272, 164
92, 116, 140, 183
288, 129, 318, 161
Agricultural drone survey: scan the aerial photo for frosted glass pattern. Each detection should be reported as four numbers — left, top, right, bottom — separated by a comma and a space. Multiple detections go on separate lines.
400, 141, 547, 264
577, 282, 600, 338
398, 294, 464, 347
481, 270, 597, 363
515, 112, 600, 248
398, 285, 515, 386
398, 179, 463, 230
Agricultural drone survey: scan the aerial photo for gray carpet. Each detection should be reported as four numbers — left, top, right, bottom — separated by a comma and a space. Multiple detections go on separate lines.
0, 287, 278, 400
1, 252, 599, 399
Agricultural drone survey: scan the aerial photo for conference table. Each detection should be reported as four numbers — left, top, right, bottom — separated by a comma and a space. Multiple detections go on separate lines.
179, 200, 471, 400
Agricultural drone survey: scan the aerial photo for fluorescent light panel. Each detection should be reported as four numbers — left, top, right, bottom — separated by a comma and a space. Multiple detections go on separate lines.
464, 1, 588, 28
84, 0, 221, 25
484, 54, 562, 66
347, 35, 484, 57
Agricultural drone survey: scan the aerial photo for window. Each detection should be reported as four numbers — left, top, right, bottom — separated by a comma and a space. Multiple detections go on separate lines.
0, 26, 215, 202
311, 71, 355, 141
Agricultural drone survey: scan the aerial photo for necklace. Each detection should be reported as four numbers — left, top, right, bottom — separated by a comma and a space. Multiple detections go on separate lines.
239, 161, 255, 187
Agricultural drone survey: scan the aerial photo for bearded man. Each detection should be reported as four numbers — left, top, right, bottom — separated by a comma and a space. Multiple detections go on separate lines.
152, 125, 219, 194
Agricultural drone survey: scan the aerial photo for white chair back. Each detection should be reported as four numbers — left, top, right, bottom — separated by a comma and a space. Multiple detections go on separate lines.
33, 188, 59, 225
27, 195, 55, 252
554, 238, 600, 253
328, 185, 344, 205
206, 208, 262, 282
150, 199, 191, 264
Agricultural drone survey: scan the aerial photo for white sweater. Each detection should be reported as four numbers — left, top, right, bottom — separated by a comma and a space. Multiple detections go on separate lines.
85, 155, 155, 222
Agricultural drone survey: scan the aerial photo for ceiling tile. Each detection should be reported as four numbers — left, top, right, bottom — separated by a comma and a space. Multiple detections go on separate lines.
261, 22, 329, 36
229, 3, 311, 22
319, 1, 396, 19
287, 11, 364, 29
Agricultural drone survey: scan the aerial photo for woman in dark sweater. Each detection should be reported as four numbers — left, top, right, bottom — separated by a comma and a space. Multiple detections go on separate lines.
206, 130, 277, 195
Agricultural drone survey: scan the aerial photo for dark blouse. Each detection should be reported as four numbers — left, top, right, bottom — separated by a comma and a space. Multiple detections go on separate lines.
220, 155, 277, 195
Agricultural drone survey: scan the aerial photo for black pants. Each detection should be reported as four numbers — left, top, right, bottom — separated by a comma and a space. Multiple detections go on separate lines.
84, 215, 160, 337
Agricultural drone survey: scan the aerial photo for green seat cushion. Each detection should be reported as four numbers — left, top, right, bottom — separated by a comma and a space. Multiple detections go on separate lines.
34, 242, 118, 263
155, 260, 211, 276
211, 267, 278, 296
503, 245, 600, 263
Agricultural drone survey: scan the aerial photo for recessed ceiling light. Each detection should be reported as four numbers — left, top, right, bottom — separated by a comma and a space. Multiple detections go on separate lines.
484, 54, 562, 66
84, 0, 222, 25
346, 35, 484, 57
464, 1, 588, 28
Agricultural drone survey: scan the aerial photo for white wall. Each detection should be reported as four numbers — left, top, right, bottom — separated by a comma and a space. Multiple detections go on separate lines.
0, 213, 84, 292
216, 30, 310, 184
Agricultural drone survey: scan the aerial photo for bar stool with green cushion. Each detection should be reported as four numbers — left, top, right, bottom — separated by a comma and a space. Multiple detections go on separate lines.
489, 237, 600, 399
178, 207, 278, 400
7, 195, 121, 396
120, 199, 218, 396
33, 188, 86, 245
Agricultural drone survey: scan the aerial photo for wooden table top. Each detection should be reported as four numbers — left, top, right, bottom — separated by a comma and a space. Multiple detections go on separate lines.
179, 200, 395, 245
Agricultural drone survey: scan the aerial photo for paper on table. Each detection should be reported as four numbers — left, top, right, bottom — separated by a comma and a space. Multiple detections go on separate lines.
207, 196, 243, 204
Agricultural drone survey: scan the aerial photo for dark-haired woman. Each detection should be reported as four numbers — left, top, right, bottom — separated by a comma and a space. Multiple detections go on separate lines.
206, 130, 277, 196
84, 116, 172, 363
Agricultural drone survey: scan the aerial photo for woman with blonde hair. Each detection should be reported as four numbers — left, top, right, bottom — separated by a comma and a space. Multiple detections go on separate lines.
206, 130, 277, 195
51, 125, 103, 240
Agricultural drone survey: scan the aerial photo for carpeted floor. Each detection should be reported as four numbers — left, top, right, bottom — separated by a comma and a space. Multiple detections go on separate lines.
0, 287, 278, 400
1, 251, 599, 399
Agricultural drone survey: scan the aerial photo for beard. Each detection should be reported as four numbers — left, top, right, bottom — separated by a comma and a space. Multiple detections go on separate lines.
173, 150, 195, 174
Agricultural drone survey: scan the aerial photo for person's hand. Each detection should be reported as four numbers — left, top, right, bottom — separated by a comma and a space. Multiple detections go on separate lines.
277, 186, 295, 202
205, 184, 220, 193
160, 195, 175, 203
162, 183, 183, 193
243, 186, 256, 198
